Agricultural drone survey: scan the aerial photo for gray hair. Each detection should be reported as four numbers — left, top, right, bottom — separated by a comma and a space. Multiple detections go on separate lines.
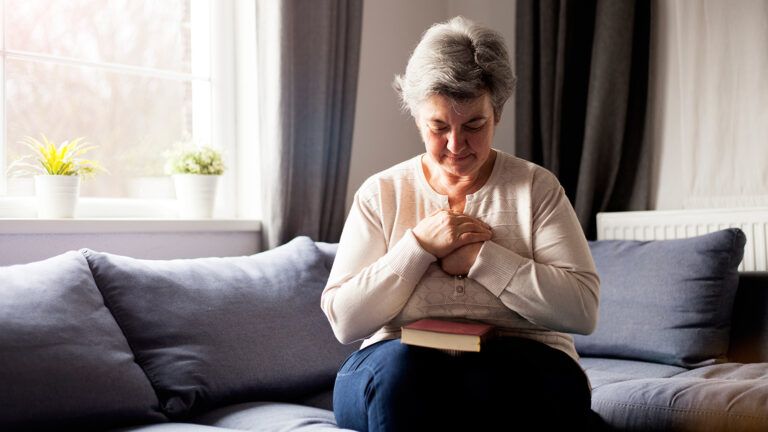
393, 16, 516, 121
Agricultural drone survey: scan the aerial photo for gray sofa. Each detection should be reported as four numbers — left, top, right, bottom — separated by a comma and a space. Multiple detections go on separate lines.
1, 237, 355, 431
578, 228, 768, 431
2, 230, 766, 431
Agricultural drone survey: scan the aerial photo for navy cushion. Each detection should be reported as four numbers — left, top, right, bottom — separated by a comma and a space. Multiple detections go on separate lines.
83, 237, 355, 418
0, 251, 164, 430
574, 229, 746, 367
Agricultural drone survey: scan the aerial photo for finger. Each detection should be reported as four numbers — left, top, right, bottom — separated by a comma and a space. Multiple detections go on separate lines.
456, 231, 492, 246
465, 215, 492, 230
447, 214, 485, 226
455, 221, 493, 236
452, 232, 491, 250
445, 213, 491, 228
469, 218, 492, 230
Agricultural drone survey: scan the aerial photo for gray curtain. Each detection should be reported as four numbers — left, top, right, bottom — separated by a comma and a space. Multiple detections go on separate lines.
256, 0, 362, 248
516, 0, 650, 239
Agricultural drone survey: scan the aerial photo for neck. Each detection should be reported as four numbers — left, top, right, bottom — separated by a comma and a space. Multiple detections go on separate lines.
423, 151, 496, 197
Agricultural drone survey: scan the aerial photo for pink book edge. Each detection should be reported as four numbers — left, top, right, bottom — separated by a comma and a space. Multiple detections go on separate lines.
403, 318, 494, 337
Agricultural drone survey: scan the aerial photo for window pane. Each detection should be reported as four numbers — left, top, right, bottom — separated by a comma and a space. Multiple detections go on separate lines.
4, 0, 193, 73
5, 58, 208, 198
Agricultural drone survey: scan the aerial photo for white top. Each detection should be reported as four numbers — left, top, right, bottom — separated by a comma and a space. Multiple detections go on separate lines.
321, 151, 600, 361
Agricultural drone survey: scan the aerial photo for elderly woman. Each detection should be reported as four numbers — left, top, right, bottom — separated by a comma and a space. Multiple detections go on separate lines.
321, 16, 601, 431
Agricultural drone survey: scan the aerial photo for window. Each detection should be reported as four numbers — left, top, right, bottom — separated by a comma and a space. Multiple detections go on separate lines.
0, 0, 239, 218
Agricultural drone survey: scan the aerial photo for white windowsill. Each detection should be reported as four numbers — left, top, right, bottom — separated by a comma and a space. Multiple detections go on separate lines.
0, 218, 262, 234
0, 197, 262, 234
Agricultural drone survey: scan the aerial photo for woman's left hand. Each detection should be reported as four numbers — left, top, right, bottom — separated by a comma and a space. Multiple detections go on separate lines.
440, 241, 484, 276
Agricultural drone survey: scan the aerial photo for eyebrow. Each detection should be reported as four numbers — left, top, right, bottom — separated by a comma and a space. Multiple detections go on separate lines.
428, 115, 488, 124
465, 116, 488, 123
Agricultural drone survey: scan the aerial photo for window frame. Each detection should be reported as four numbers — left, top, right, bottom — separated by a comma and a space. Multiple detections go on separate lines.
0, 0, 249, 220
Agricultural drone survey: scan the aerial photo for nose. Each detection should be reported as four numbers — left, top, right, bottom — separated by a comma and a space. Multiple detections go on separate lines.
446, 129, 465, 154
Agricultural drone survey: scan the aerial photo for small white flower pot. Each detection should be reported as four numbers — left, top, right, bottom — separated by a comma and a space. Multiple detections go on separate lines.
34, 175, 81, 218
173, 174, 220, 219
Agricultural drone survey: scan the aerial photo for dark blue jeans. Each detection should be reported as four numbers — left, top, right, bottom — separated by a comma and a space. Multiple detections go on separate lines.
333, 337, 603, 432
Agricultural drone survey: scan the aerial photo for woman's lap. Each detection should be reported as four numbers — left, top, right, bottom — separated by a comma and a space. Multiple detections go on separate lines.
333, 337, 597, 432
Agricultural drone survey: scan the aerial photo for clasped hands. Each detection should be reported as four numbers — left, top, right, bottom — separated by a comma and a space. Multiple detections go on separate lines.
412, 209, 492, 276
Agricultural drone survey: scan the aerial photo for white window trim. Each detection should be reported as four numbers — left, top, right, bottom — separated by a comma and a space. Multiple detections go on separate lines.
1, 0, 7, 196
0, 49, 211, 82
0, 217, 261, 234
234, 0, 260, 221
0, 0, 260, 223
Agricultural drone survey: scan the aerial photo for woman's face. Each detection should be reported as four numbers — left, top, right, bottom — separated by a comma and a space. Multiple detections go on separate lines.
416, 92, 497, 179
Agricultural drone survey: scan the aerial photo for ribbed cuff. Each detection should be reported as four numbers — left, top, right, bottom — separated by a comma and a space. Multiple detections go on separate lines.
468, 240, 524, 297
384, 229, 437, 283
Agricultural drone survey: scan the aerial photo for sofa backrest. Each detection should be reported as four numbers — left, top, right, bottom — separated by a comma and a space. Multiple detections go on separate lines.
83, 236, 356, 418
0, 251, 166, 430
728, 272, 768, 363
0, 238, 357, 430
315, 242, 339, 272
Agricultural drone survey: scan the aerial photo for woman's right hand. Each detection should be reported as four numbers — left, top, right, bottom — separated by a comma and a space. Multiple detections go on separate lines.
412, 209, 492, 258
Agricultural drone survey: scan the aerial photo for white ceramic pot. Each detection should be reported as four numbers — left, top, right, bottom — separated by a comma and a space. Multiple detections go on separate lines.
173, 174, 220, 219
34, 175, 81, 218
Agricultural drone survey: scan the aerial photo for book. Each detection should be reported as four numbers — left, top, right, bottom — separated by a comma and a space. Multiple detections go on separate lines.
400, 318, 496, 352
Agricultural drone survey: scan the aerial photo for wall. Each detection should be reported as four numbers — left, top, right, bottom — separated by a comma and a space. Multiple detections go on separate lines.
347, 0, 517, 209
0, 221, 260, 266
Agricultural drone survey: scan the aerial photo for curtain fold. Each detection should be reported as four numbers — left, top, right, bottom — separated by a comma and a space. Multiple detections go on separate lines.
257, 0, 363, 248
516, 0, 650, 239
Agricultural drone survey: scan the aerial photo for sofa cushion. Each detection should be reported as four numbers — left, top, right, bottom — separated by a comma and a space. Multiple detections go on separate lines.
297, 389, 335, 411
315, 242, 339, 272
83, 237, 356, 418
194, 402, 352, 431
579, 357, 687, 389
574, 229, 746, 367
113, 424, 242, 432
580, 357, 688, 379
0, 251, 164, 430
591, 363, 768, 431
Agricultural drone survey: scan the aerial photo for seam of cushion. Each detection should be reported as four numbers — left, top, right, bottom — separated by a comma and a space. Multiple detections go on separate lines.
667, 375, 768, 382
593, 399, 768, 420
80, 249, 168, 414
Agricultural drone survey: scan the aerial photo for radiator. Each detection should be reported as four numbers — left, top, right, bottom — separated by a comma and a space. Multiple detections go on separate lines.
596, 208, 768, 272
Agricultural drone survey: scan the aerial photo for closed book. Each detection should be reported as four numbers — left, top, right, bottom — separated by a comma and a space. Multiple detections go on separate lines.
400, 318, 495, 352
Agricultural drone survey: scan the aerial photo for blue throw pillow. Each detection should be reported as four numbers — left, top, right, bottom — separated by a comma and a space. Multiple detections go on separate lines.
83, 236, 355, 418
0, 251, 164, 430
574, 228, 746, 367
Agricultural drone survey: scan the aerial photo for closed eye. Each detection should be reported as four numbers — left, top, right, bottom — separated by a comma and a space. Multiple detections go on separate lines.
464, 123, 485, 131
429, 123, 448, 132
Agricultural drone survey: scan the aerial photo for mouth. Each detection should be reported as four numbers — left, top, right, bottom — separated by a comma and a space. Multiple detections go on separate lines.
444, 153, 473, 162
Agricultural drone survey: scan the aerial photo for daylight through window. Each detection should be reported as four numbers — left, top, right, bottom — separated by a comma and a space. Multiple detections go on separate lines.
0, 0, 212, 201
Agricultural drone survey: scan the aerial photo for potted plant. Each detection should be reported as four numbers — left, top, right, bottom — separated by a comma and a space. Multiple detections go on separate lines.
7, 135, 104, 218
165, 144, 225, 219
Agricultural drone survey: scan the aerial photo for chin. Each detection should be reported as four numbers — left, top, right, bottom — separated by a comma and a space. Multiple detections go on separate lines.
440, 155, 479, 173
442, 164, 479, 177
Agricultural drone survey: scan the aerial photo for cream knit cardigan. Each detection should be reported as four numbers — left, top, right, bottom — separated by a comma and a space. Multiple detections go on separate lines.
321, 151, 600, 361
